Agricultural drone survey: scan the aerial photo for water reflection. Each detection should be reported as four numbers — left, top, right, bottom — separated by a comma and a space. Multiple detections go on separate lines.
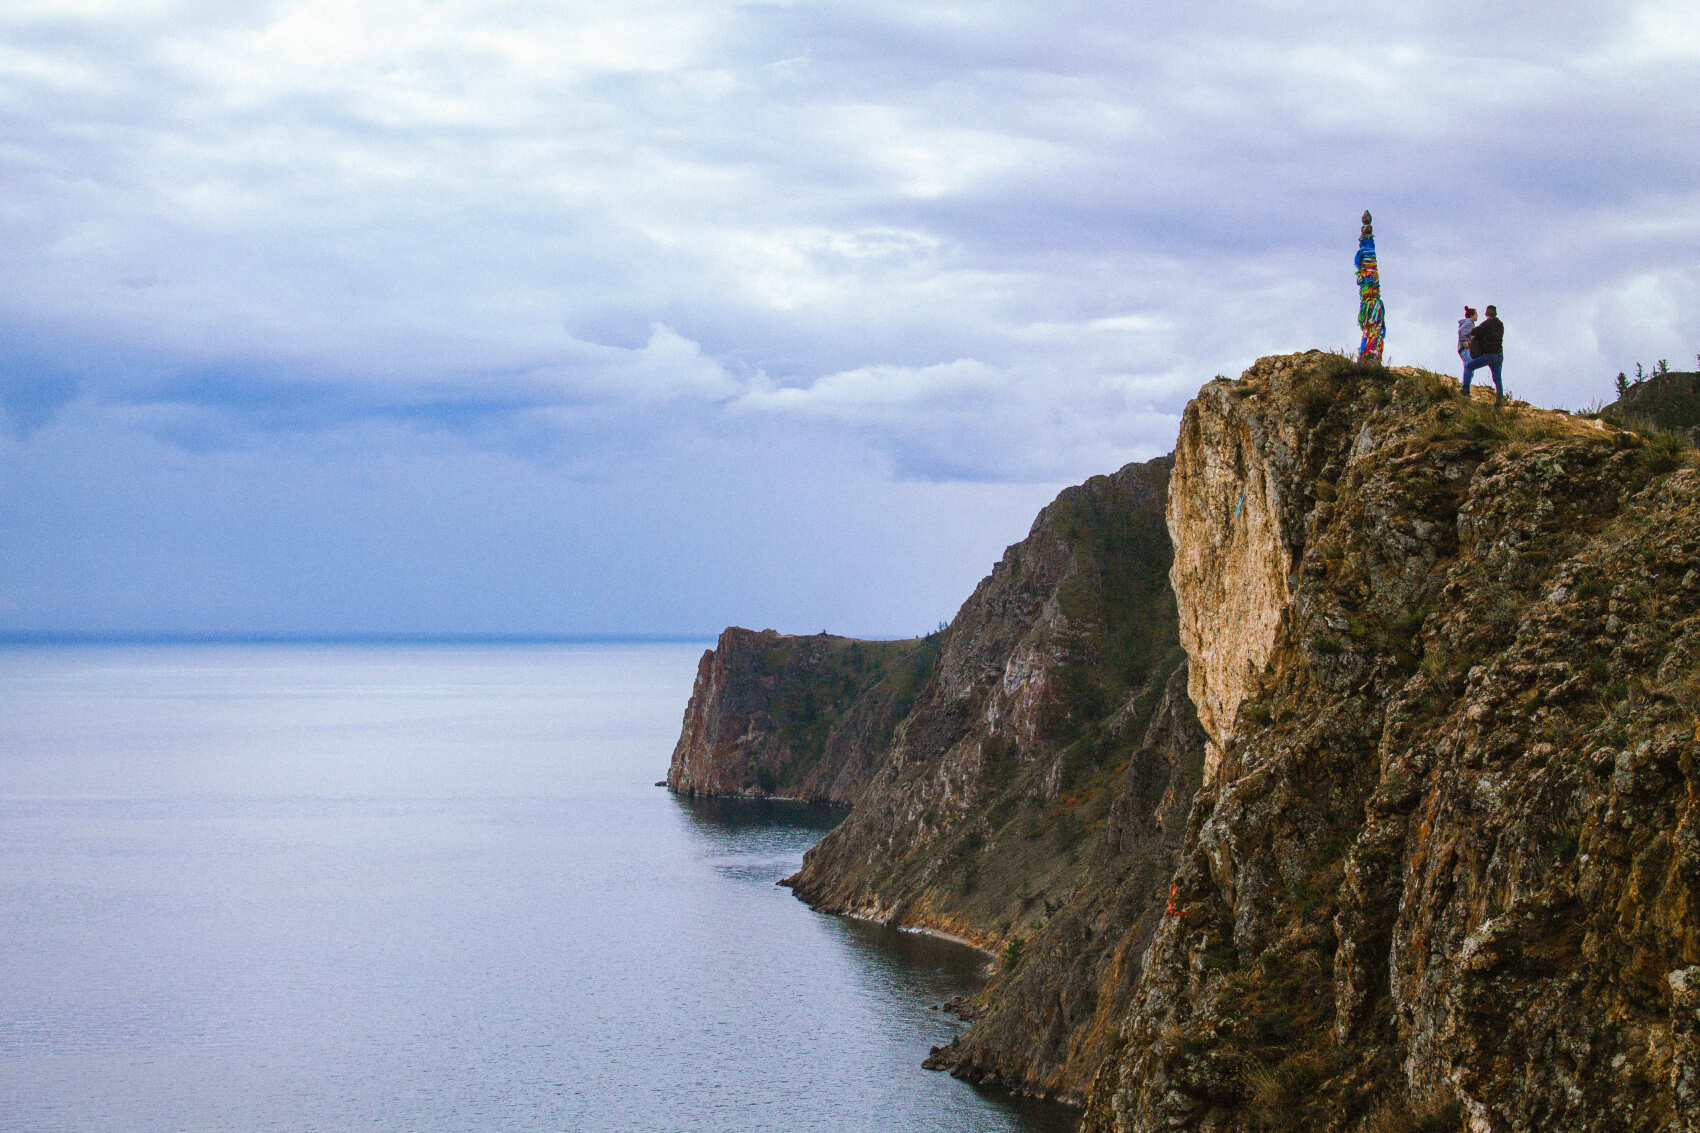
671, 793, 846, 841
830, 917, 992, 994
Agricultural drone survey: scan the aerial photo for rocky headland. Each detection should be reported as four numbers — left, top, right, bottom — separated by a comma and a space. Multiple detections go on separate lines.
665, 351, 1699, 1130
666, 626, 939, 803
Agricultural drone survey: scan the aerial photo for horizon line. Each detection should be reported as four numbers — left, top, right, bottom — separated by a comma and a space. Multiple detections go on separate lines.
0, 630, 721, 646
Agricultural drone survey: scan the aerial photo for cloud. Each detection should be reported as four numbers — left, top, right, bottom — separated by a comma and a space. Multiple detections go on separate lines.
7, 0, 1693, 418
735, 356, 1180, 482
553, 324, 748, 404
0, 351, 79, 439
739, 358, 1003, 422
0, 0, 1696, 633
24, 322, 749, 458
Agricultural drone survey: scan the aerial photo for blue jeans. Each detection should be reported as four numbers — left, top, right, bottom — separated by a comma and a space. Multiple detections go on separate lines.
1463, 352, 1503, 398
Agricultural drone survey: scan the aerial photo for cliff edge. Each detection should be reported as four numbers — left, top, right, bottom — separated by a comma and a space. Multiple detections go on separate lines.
667, 627, 938, 803
664, 351, 1698, 1129
1084, 353, 1698, 1131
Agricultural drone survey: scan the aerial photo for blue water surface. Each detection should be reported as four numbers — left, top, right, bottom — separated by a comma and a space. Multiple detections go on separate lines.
0, 642, 1075, 1132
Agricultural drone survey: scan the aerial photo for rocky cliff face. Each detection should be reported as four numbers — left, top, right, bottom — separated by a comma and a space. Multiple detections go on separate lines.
787, 456, 1205, 1105
1083, 353, 1698, 1132
667, 627, 938, 803
669, 457, 1207, 1104
666, 352, 1699, 1129
1167, 372, 1303, 785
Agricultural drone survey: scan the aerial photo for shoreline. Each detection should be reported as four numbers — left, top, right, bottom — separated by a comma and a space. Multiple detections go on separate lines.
893, 921, 996, 958
660, 783, 853, 809
832, 907, 998, 964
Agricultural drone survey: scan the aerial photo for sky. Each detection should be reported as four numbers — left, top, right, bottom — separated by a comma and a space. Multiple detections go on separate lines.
3, 0, 1697, 638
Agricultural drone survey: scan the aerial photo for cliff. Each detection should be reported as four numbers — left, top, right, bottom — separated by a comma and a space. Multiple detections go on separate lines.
668, 457, 1207, 1104
789, 456, 1204, 1105
666, 627, 938, 803
665, 351, 1699, 1129
1084, 353, 1697, 1131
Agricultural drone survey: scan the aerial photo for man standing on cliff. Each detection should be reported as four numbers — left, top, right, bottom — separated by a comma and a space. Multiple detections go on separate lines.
1463, 304, 1504, 405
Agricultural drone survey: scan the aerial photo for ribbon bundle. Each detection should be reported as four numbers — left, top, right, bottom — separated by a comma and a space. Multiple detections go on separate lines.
1356, 211, 1384, 363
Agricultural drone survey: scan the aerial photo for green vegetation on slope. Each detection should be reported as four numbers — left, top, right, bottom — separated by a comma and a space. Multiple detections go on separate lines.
1599, 368, 1700, 450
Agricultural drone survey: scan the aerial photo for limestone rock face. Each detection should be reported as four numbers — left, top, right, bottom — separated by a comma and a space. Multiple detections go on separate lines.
1082, 353, 1699, 1132
1169, 375, 1302, 783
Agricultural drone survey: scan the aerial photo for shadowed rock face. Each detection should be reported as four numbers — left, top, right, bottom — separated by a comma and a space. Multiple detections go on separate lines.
666, 627, 939, 804
1084, 353, 1698, 1132
788, 456, 1206, 1105
670, 456, 1207, 1104
1605, 369, 1700, 446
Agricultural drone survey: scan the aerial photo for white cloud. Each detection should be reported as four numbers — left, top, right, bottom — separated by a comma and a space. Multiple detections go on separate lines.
580, 324, 748, 403
1595, 1, 1700, 65
739, 358, 1001, 420
1, 0, 1696, 632
732, 355, 1180, 482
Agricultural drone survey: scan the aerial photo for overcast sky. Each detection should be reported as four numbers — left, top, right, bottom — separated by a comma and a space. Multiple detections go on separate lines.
3, 0, 1697, 638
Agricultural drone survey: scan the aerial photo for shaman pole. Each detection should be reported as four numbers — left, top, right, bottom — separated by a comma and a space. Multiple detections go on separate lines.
1355, 210, 1384, 363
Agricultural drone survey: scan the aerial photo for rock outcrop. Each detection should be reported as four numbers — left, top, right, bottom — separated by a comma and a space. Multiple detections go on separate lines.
1167, 374, 1303, 785
666, 352, 1699, 1129
667, 627, 938, 803
1083, 353, 1698, 1131
669, 457, 1207, 1104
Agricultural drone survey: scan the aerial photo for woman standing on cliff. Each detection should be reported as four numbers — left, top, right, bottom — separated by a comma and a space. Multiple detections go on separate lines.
1457, 305, 1476, 376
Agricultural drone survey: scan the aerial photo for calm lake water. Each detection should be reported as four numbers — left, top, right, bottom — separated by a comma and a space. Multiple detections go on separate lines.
0, 642, 1076, 1132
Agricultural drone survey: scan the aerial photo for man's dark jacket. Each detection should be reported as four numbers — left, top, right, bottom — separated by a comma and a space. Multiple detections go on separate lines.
1470, 316, 1504, 355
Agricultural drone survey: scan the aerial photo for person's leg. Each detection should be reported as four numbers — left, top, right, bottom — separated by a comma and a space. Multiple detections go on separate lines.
1462, 354, 1485, 396
1488, 354, 1504, 403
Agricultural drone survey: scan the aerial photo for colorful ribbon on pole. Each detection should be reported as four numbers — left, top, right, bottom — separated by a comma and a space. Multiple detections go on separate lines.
1355, 210, 1384, 363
